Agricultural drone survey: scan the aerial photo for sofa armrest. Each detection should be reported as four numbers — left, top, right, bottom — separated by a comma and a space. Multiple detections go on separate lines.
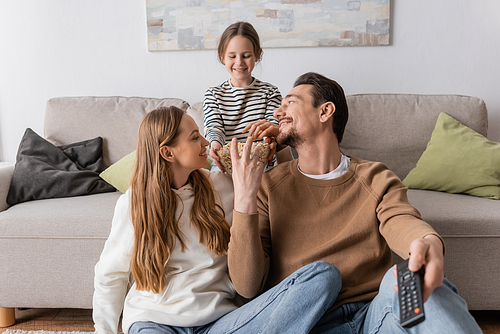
0, 165, 14, 212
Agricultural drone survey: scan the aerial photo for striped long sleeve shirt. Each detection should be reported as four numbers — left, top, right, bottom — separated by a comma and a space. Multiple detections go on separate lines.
203, 78, 282, 146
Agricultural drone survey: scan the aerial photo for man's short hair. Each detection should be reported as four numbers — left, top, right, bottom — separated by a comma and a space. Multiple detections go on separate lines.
294, 72, 349, 143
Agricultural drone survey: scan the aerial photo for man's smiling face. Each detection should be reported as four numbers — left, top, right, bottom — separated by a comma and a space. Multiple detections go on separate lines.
274, 84, 320, 148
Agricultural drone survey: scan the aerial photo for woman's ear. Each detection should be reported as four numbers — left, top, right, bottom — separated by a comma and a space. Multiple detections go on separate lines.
159, 146, 175, 162
320, 102, 336, 123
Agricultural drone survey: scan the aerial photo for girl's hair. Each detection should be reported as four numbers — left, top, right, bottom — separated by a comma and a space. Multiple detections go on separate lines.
129, 106, 231, 293
217, 21, 262, 64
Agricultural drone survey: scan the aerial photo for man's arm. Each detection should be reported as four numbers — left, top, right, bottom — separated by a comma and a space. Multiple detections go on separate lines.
374, 166, 445, 302
227, 137, 270, 298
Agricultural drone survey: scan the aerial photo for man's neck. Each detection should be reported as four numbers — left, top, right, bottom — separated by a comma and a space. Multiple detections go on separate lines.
295, 134, 342, 175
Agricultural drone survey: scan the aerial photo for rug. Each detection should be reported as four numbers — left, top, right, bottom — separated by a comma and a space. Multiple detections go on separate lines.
3, 331, 94, 334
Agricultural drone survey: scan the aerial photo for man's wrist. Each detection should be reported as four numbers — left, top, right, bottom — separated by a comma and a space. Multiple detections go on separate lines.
234, 196, 258, 215
424, 234, 445, 256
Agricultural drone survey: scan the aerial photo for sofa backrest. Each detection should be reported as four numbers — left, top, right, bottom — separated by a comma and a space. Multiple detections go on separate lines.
44, 96, 190, 168
43, 94, 488, 180
340, 94, 488, 180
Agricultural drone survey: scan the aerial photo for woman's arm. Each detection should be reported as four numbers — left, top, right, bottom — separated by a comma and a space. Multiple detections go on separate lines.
93, 193, 134, 334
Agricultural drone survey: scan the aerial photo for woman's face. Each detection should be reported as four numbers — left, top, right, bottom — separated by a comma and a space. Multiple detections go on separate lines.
166, 114, 210, 174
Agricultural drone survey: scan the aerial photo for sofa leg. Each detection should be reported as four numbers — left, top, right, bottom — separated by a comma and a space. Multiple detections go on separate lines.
0, 307, 15, 327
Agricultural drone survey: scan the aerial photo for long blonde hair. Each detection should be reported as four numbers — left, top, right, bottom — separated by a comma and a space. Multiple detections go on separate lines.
129, 106, 230, 293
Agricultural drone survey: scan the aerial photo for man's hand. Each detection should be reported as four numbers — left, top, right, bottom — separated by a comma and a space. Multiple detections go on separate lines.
209, 141, 225, 172
242, 120, 279, 140
393, 234, 444, 302
230, 137, 265, 214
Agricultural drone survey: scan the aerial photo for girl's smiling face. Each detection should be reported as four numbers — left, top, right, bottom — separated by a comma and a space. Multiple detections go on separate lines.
223, 35, 259, 87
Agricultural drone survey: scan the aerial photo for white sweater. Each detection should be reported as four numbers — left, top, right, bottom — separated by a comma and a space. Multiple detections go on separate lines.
93, 170, 236, 334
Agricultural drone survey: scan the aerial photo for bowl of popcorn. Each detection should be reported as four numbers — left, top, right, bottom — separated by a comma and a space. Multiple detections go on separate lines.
217, 141, 270, 175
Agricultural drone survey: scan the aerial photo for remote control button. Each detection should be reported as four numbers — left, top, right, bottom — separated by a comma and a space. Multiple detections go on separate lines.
414, 308, 421, 314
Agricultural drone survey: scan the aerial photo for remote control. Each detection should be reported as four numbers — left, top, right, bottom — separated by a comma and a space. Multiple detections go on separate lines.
397, 259, 425, 328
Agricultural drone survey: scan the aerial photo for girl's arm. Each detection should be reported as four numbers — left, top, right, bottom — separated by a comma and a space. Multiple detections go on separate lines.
93, 193, 134, 334
264, 86, 282, 125
203, 89, 226, 147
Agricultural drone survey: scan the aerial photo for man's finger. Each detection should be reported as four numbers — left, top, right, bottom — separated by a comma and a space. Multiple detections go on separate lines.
242, 136, 255, 160
230, 137, 240, 162
408, 240, 428, 272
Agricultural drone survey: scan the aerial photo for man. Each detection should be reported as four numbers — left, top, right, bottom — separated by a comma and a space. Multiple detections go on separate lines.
228, 72, 482, 333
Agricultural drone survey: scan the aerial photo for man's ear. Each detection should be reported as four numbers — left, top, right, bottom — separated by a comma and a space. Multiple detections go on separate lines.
320, 102, 336, 123
159, 146, 175, 162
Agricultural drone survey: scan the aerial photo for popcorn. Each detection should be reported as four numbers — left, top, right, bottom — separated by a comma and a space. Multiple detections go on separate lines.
217, 141, 270, 175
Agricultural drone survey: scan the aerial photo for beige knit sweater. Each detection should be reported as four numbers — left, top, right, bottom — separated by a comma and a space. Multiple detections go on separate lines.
228, 157, 442, 310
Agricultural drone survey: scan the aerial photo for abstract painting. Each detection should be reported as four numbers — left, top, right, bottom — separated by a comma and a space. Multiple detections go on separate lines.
146, 0, 390, 51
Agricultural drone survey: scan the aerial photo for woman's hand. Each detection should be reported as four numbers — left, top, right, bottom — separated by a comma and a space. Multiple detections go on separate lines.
209, 141, 225, 172
242, 120, 279, 140
230, 137, 265, 214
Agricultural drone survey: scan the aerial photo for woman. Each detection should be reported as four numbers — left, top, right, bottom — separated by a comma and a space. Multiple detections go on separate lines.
93, 106, 236, 334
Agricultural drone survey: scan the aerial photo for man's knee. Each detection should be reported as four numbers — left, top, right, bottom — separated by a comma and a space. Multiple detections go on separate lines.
301, 261, 342, 292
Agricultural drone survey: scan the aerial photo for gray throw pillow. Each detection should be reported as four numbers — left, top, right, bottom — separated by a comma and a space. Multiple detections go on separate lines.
7, 128, 116, 205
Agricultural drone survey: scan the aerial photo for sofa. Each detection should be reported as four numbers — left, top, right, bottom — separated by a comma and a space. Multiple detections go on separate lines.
0, 94, 498, 327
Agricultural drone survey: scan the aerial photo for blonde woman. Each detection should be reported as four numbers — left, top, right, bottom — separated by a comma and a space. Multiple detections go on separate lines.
93, 106, 340, 334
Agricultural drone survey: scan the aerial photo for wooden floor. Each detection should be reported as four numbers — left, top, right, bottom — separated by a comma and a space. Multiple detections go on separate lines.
0, 308, 499, 333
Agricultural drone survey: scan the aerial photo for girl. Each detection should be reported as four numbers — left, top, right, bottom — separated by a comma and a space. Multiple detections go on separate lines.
93, 106, 340, 334
204, 21, 282, 172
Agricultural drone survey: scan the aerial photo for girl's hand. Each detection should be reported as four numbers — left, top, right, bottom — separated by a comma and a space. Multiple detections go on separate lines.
242, 120, 279, 140
209, 141, 225, 172
230, 137, 265, 214
264, 136, 277, 166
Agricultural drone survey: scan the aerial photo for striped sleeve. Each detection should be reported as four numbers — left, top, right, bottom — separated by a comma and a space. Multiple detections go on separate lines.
264, 85, 282, 125
204, 87, 226, 146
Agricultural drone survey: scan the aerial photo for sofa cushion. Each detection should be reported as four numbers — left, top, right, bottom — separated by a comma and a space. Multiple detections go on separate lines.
100, 150, 136, 193
403, 113, 500, 199
7, 128, 116, 205
187, 102, 205, 134
0, 192, 121, 238
340, 94, 488, 180
44, 97, 190, 168
0, 192, 122, 308
407, 189, 500, 236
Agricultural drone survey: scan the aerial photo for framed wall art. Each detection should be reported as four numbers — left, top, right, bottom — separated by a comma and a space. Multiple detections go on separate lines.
146, 0, 390, 51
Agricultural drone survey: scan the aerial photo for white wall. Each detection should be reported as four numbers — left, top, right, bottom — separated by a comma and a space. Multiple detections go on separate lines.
1, 0, 499, 162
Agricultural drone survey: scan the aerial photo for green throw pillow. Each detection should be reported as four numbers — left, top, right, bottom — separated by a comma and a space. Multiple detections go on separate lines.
403, 112, 500, 199
100, 151, 136, 193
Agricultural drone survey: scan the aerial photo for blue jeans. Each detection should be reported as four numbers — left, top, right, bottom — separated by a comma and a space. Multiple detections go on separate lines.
310, 267, 483, 334
129, 261, 341, 334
